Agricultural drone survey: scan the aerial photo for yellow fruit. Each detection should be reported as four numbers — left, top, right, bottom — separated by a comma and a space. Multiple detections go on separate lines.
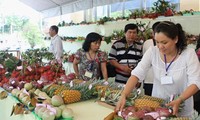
134, 99, 160, 110
95, 85, 109, 92
139, 95, 164, 103
54, 85, 67, 95
61, 90, 81, 104
72, 79, 84, 84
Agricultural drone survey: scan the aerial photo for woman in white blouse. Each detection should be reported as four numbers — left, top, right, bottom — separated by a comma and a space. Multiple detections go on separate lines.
115, 21, 200, 117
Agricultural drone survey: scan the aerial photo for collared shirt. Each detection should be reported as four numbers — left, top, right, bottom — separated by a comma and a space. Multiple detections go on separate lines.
108, 38, 143, 84
49, 34, 63, 61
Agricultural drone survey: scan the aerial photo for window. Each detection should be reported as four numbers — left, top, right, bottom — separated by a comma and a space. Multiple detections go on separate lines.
124, 0, 143, 17
109, 0, 144, 19
68, 11, 84, 23
97, 5, 108, 20
110, 2, 123, 18
145, 0, 180, 11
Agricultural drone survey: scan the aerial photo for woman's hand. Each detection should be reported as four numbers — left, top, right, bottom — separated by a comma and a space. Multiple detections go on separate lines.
166, 97, 182, 116
115, 94, 126, 112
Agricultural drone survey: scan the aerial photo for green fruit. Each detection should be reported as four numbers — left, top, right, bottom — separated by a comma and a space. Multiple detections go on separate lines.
51, 95, 64, 107
54, 107, 62, 119
34, 106, 43, 115
11, 89, 20, 96
62, 108, 73, 119
37, 107, 47, 117
21, 96, 30, 105
24, 83, 33, 91
19, 93, 28, 100
59, 104, 67, 110
42, 110, 55, 120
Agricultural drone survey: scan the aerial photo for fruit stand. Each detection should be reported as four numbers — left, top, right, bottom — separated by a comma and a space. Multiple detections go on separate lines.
0, 87, 113, 120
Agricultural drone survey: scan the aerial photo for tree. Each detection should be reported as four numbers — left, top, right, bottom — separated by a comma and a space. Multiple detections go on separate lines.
4, 15, 29, 34
22, 22, 43, 48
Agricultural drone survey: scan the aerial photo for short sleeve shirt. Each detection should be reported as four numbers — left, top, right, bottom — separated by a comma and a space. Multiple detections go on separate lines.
75, 48, 107, 81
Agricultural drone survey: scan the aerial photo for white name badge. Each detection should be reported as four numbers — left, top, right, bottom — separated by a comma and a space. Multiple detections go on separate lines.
85, 71, 93, 78
161, 76, 173, 85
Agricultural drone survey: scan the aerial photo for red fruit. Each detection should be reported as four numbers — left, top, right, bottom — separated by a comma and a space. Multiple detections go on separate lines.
155, 107, 172, 117
67, 73, 76, 80
68, 54, 75, 62
9, 78, 19, 88
34, 75, 40, 80
39, 67, 45, 73
26, 76, 30, 80
18, 81, 25, 89
3, 78, 9, 83
29, 75, 34, 80
21, 75, 26, 80
48, 76, 54, 81
24, 70, 30, 76
59, 69, 65, 74
47, 70, 52, 75
131, 110, 146, 119
125, 106, 137, 113
1, 69, 6, 74
165, 9, 173, 16
121, 109, 131, 119
143, 115, 154, 120
45, 65, 51, 70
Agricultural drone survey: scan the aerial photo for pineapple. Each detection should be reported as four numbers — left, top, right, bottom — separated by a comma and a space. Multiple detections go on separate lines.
72, 79, 84, 84
54, 85, 68, 95
61, 90, 81, 104
95, 85, 109, 91
134, 99, 160, 110
95, 85, 109, 98
71, 81, 96, 101
139, 95, 164, 103
43, 84, 59, 93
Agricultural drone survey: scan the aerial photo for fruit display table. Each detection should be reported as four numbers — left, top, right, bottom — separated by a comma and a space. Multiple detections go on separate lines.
0, 87, 113, 120
67, 100, 113, 120
0, 88, 39, 120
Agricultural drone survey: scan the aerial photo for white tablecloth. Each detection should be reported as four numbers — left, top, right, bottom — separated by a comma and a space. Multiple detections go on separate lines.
0, 88, 113, 120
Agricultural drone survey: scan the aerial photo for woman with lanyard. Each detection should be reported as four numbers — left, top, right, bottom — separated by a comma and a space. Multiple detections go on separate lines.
115, 21, 200, 117
73, 32, 108, 81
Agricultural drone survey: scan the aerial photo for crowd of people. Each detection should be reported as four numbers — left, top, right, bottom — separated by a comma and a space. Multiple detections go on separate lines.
48, 21, 200, 117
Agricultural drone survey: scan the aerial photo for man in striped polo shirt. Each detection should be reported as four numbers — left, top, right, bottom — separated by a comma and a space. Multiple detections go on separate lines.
108, 23, 143, 84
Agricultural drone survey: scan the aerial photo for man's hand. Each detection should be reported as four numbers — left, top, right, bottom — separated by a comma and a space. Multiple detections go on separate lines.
119, 65, 132, 74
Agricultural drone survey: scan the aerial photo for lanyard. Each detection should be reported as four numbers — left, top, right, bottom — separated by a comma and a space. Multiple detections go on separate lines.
88, 52, 96, 61
164, 52, 178, 75
88, 52, 96, 71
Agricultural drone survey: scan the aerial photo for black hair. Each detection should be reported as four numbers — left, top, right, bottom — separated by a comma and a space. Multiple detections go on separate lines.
50, 25, 59, 34
196, 34, 200, 51
124, 23, 138, 33
152, 21, 161, 32
82, 32, 102, 52
155, 21, 187, 53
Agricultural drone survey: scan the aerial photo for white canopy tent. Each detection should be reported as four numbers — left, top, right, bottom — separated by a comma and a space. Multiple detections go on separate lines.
19, 0, 124, 18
